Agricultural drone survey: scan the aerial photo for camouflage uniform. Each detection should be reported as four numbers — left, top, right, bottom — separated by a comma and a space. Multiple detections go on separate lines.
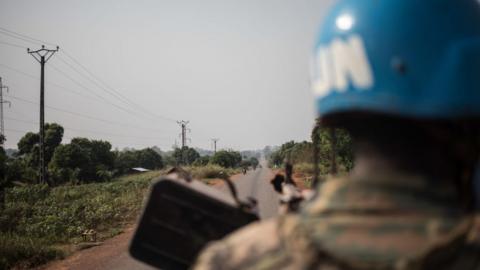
193, 171, 480, 270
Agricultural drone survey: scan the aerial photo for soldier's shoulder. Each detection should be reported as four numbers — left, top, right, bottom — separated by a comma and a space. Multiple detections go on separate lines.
194, 217, 298, 270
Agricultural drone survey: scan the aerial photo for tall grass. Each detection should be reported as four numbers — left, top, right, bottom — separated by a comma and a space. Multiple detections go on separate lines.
0, 234, 63, 270
0, 170, 163, 270
186, 164, 240, 180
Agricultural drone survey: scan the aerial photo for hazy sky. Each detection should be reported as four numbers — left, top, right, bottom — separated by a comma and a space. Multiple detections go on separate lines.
0, 0, 335, 151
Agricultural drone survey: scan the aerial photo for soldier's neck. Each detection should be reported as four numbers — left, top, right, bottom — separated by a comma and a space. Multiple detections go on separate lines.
350, 140, 458, 185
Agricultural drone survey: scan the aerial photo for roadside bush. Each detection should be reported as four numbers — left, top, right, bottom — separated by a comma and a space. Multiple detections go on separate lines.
210, 150, 242, 168
270, 128, 354, 175
0, 233, 63, 270
294, 162, 331, 176
187, 164, 237, 179
49, 138, 117, 184
114, 148, 164, 175
172, 147, 200, 165
294, 163, 314, 175
0, 170, 163, 269
192, 156, 210, 166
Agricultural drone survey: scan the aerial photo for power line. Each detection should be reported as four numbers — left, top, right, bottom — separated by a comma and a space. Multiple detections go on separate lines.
55, 54, 139, 106
1, 59, 173, 124
6, 94, 172, 133
0, 40, 25, 49
0, 63, 155, 114
0, 29, 44, 46
0, 27, 56, 46
0, 27, 185, 148
4, 127, 162, 149
5, 116, 171, 141
0, 26, 177, 123
48, 62, 152, 120
60, 50, 177, 123
57, 53, 142, 113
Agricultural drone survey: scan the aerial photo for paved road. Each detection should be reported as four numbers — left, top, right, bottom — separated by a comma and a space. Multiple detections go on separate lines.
44, 164, 278, 270
221, 164, 278, 220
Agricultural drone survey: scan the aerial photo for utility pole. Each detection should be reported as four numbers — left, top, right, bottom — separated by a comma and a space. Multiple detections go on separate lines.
177, 120, 191, 165
211, 138, 219, 154
176, 120, 190, 148
28, 45, 59, 185
0, 78, 11, 145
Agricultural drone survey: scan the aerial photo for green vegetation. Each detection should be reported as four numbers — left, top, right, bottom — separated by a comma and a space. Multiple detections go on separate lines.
269, 128, 353, 184
0, 171, 162, 270
49, 138, 116, 184
186, 164, 240, 180
192, 155, 211, 166
172, 146, 200, 165
113, 148, 164, 175
5, 123, 165, 187
210, 150, 242, 168
0, 233, 63, 270
0, 123, 256, 269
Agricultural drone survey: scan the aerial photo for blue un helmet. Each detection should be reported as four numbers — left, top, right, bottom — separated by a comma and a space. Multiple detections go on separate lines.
312, 0, 480, 120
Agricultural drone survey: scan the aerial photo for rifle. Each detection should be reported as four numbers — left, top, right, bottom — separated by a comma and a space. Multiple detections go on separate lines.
129, 169, 258, 269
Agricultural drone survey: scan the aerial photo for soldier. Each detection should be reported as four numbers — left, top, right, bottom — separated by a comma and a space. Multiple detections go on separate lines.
193, 0, 480, 269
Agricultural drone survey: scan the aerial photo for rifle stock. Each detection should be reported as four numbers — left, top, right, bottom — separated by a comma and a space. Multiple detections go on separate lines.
129, 177, 259, 269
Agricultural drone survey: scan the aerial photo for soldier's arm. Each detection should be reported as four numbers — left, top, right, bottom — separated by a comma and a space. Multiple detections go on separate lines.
193, 219, 294, 270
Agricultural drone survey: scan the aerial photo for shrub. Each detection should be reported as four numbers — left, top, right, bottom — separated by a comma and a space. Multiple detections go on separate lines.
0, 170, 163, 268
49, 138, 118, 184
187, 164, 237, 179
0, 233, 63, 270
210, 150, 242, 168
172, 147, 200, 166
269, 128, 354, 174
192, 156, 210, 166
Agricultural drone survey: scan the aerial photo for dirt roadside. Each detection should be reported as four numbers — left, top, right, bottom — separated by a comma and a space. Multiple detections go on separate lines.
38, 226, 139, 270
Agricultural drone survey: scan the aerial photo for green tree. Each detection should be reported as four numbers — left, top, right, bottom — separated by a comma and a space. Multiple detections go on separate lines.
311, 127, 354, 172
71, 138, 115, 168
249, 157, 259, 168
192, 155, 210, 166
5, 158, 26, 183
210, 150, 242, 168
269, 128, 353, 173
49, 143, 89, 184
17, 132, 39, 156
136, 148, 164, 170
114, 148, 164, 175
16, 124, 64, 183
44, 123, 64, 163
48, 137, 116, 184
114, 150, 137, 175
172, 147, 200, 165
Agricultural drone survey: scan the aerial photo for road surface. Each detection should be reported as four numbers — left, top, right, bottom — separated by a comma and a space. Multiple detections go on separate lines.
221, 164, 278, 220
43, 164, 278, 270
